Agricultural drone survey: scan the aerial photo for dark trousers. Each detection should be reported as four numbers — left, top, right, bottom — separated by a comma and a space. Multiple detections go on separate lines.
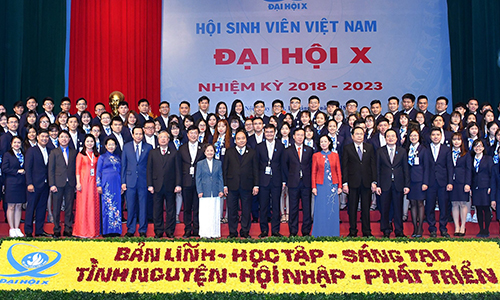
476, 205, 491, 235
259, 183, 282, 234
425, 183, 448, 233
25, 184, 49, 235
52, 182, 75, 234
147, 191, 154, 221
288, 180, 312, 235
182, 186, 199, 235
126, 185, 148, 234
380, 182, 403, 235
348, 185, 372, 236
227, 188, 252, 235
153, 186, 176, 235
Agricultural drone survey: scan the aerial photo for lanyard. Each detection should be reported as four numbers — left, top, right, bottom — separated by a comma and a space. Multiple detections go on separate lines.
86, 151, 95, 167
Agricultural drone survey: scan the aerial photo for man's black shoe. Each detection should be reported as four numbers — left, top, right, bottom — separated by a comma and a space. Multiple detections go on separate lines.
35, 232, 53, 238
63, 231, 72, 237
139, 232, 147, 238
430, 231, 437, 238
165, 233, 174, 239
271, 232, 283, 237
228, 233, 238, 238
124, 232, 134, 238
258, 232, 268, 238
441, 232, 450, 238
53, 232, 61, 238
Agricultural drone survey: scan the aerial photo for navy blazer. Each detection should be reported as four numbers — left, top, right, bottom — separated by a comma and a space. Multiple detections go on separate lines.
376, 145, 410, 192
490, 162, 500, 205
451, 151, 472, 201
146, 146, 180, 192
196, 158, 223, 197
425, 130, 452, 148
192, 111, 206, 123
156, 116, 170, 131
368, 132, 400, 152
428, 143, 453, 187
256, 140, 285, 187
136, 113, 152, 127
408, 144, 430, 186
0, 131, 15, 156
68, 131, 85, 150
283, 144, 313, 188
247, 134, 264, 150
1, 151, 26, 186
472, 155, 493, 189
25, 145, 50, 189
121, 141, 152, 188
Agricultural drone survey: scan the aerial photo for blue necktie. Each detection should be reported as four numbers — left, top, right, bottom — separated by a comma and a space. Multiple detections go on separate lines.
174, 139, 180, 150
135, 144, 140, 161
494, 147, 499, 164
474, 157, 480, 172
239, 148, 243, 155
16, 152, 23, 168
105, 127, 111, 135
54, 139, 59, 147
198, 135, 203, 143
408, 145, 415, 166
468, 138, 474, 150
452, 150, 460, 166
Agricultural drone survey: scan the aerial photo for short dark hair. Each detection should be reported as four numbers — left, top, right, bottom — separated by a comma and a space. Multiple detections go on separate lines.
436, 96, 449, 105
264, 124, 276, 131
118, 101, 129, 108
293, 127, 305, 136
327, 100, 339, 107
384, 128, 397, 138
60, 97, 71, 104
94, 102, 105, 109
59, 130, 70, 138
198, 95, 210, 104
252, 117, 264, 123
160, 101, 170, 107
388, 96, 399, 104
132, 126, 144, 134
308, 95, 319, 103
111, 116, 123, 125
430, 126, 442, 135
38, 129, 49, 136
253, 100, 265, 107
13, 101, 24, 109
370, 99, 381, 106
138, 98, 149, 106
186, 125, 199, 133
272, 99, 284, 107
43, 97, 54, 105
179, 100, 190, 107
346, 99, 358, 106
417, 95, 428, 102
402, 93, 416, 102
76, 97, 87, 105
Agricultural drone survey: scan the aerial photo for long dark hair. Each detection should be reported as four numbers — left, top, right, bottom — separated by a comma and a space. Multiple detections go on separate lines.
229, 99, 246, 120
451, 132, 467, 157
8, 136, 24, 156
80, 134, 100, 157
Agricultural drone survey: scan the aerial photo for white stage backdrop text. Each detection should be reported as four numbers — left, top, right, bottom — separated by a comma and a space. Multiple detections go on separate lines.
161, 0, 452, 114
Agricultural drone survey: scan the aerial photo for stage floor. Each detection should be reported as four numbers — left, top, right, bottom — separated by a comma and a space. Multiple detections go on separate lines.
0, 208, 498, 239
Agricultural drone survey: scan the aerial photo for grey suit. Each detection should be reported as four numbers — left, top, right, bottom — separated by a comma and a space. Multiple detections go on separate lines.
195, 158, 223, 197
48, 147, 77, 234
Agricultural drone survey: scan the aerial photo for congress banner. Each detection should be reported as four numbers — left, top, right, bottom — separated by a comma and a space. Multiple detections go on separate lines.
161, 0, 452, 113
0, 240, 499, 294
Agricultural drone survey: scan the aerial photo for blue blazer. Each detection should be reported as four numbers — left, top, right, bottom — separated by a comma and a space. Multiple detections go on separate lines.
471, 155, 493, 206
121, 141, 152, 188
1, 151, 26, 186
408, 144, 430, 186
195, 159, 223, 197
450, 152, 472, 202
25, 145, 50, 189
256, 140, 285, 187
0, 131, 14, 156
428, 144, 453, 187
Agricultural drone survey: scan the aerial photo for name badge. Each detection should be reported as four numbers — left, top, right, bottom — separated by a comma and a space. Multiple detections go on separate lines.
189, 166, 195, 175
221, 148, 226, 155
90, 168, 95, 177
265, 166, 272, 175
414, 157, 420, 165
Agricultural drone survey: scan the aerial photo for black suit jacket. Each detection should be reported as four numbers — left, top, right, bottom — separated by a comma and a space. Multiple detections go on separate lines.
176, 142, 205, 187
376, 145, 410, 192
256, 140, 285, 187
223, 147, 259, 191
147, 146, 181, 192
341, 142, 376, 189
156, 116, 170, 131
48, 147, 77, 188
283, 144, 313, 188
25, 145, 50, 189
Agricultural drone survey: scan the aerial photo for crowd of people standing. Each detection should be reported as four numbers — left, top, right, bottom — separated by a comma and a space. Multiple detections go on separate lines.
1, 93, 499, 239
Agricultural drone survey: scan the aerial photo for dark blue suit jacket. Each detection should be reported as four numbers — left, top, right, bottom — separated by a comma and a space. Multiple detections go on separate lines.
256, 140, 285, 187
1, 151, 26, 186
121, 141, 152, 188
490, 162, 500, 205
25, 145, 50, 189
283, 144, 313, 188
428, 144, 453, 187
156, 116, 170, 131
0, 131, 15, 156
68, 131, 85, 150
247, 134, 264, 150
408, 144, 430, 186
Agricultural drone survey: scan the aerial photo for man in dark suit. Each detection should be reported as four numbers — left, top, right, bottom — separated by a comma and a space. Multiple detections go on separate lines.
417, 95, 434, 127
38, 97, 56, 124
121, 126, 153, 237
136, 98, 152, 127
48, 130, 78, 237
247, 117, 265, 149
143, 120, 159, 149
24, 129, 52, 237
435, 96, 451, 129
19, 97, 38, 129
283, 127, 313, 237
253, 100, 270, 124
147, 130, 182, 238
342, 126, 377, 237
109, 117, 131, 157
375, 129, 410, 238
426, 127, 453, 238
223, 130, 259, 238
256, 124, 285, 238
156, 101, 171, 131
368, 117, 390, 152
192, 96, 210, 123
0, 115, 19, 156
67, 116, 84, 150
177, 125, 205, 238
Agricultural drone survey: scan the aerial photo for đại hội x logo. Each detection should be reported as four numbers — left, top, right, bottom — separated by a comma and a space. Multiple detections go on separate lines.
265, 0, 307, 11
0, 243, 61, 286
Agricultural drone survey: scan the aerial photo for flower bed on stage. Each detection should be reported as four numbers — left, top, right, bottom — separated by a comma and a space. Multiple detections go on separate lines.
0, 238, 499, 298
